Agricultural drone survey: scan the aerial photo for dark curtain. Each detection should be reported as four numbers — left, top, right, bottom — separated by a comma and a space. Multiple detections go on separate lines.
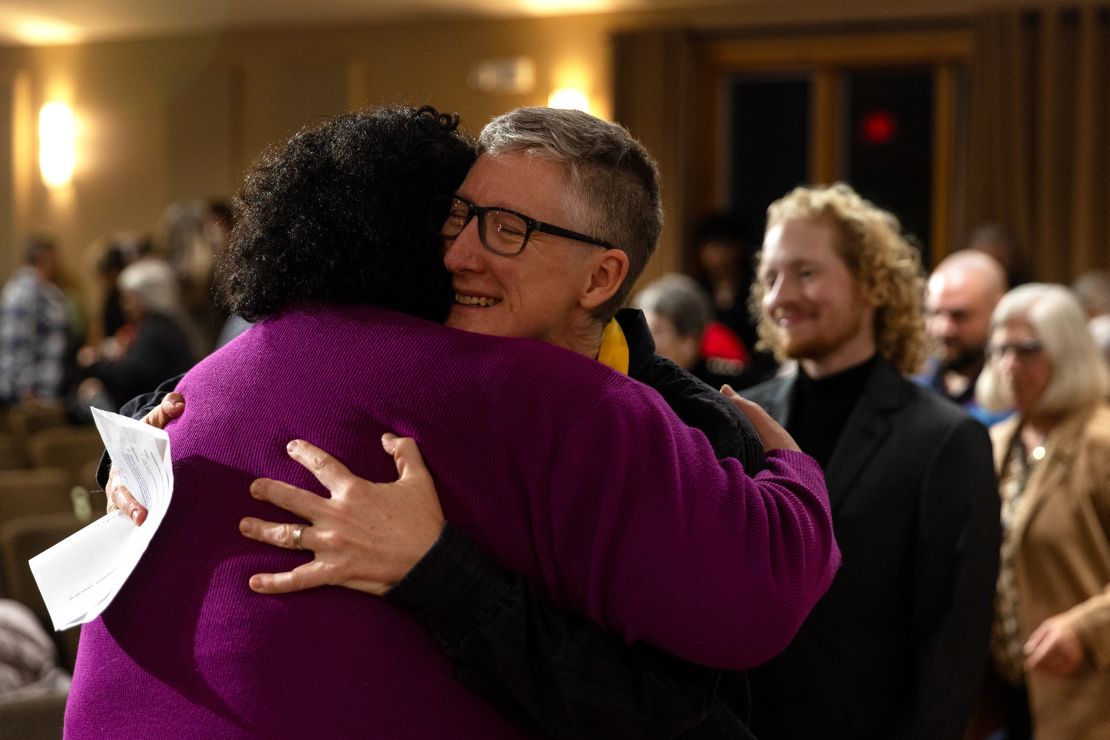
612, 29, 694, 285
966, 3, 1110, 282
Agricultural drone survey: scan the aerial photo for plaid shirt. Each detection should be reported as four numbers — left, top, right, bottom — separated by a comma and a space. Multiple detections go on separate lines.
0, 267, 70, 403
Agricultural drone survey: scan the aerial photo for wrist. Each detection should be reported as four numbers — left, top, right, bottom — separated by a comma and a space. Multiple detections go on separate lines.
385, 523, 511, 647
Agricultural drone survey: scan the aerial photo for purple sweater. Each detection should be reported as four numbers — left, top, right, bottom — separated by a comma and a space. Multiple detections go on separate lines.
66, 305, 837, 739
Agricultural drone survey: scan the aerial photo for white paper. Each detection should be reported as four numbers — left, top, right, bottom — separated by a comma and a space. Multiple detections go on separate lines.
29, 407, 173, 630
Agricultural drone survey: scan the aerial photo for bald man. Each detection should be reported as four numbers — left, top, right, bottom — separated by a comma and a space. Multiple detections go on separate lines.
916, 249, 1011, 426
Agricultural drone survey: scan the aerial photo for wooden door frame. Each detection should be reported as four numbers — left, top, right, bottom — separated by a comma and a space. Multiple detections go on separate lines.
688, 28, 972, 261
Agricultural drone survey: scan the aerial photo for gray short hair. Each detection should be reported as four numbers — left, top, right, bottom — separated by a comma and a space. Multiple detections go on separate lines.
976, 283, 1110, 414
634, 273, 712, 339
478, 107, 662, 322
118, 259, 183, 316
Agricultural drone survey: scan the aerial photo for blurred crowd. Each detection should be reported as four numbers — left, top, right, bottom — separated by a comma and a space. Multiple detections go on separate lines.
0, 199, 248, 421
5, 197, 1107, 423
634, 214, 1110, 397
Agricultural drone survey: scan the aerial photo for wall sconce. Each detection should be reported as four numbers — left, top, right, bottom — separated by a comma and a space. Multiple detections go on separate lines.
39, 101, 76, 188
548, 88, 590, 113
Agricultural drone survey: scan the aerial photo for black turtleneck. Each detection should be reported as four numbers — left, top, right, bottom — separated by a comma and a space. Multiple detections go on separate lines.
787, 354, 878, 469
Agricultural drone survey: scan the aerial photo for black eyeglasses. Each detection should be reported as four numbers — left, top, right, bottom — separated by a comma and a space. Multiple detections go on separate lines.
431, 194, 613, 256
988, 338, 1044, 360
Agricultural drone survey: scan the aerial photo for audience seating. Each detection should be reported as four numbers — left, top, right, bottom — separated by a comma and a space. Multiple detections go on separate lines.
0, 691, 68, 740
0, 513, 84, 671
0, 467, 77, 595
4, 404, 68, 441
26, 426, 104, 489
0, 470, 74, 560
0, 432, 26, 470
0, 467, 107, 598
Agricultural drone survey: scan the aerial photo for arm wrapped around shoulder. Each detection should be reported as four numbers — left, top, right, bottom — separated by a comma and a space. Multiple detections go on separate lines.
540, 385, 839, 671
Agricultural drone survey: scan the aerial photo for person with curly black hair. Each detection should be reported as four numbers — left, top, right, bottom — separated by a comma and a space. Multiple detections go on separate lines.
218, 107, 465, 325
70, 106, 837, 737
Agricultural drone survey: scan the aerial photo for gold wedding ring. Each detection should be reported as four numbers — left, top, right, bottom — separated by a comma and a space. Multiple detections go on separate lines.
292, 524, 305, 550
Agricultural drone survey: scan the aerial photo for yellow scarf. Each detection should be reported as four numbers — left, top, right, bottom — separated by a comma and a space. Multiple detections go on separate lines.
595, 318, 630, 375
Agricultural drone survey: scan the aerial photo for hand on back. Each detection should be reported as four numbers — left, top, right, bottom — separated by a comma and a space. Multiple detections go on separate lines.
240, 434, 446, 596
720, 385, 801, 454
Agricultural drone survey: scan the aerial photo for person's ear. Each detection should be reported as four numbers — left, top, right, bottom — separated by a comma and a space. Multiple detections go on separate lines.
579, 249, 630, 311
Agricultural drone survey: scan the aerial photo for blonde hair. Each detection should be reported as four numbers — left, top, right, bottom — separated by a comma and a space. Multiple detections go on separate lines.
976, 283, 1110, 414
751, 183, 927, 374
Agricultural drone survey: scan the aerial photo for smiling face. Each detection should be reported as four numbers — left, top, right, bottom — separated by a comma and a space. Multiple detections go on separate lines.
758, 217, 877, 377
442, 152, 611, 352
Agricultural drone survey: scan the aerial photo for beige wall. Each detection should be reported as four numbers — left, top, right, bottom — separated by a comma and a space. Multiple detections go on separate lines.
0, 0, 979, 294
0, 15, 622, 287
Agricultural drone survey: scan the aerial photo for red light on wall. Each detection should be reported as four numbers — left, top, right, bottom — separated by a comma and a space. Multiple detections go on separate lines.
859, 109, 898, 145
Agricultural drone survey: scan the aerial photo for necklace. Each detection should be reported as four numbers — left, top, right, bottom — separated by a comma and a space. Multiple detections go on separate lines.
1020, 423, 1049, 465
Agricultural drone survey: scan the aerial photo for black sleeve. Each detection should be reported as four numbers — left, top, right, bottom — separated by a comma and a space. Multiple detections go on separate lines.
387, 524, 747, 740
903, 417, 1001, 740
94, 373, 185, 489
638, 355, 765, 473
381, 353, 759, 738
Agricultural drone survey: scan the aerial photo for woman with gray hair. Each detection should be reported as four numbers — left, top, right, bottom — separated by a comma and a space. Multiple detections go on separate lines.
634, 272, 755, 390
634, 273, 713, 371
76, 259, 197, 411
973, 283, 1110, 739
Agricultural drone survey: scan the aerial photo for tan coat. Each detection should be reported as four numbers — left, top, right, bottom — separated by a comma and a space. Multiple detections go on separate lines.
990, 403, 1110, 740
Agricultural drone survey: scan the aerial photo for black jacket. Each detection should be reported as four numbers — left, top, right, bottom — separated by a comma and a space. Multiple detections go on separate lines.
744, 358, 1000, 740
86, 312, 195, 408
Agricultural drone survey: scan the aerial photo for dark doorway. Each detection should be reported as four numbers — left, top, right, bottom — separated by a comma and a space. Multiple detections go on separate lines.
728, 77, 810, 246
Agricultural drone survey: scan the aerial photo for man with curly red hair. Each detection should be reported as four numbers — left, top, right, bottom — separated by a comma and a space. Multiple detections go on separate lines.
743, 183, 1001, 740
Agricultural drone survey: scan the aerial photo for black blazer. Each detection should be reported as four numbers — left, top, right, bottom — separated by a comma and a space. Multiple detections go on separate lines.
743, 357, 1000, 740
